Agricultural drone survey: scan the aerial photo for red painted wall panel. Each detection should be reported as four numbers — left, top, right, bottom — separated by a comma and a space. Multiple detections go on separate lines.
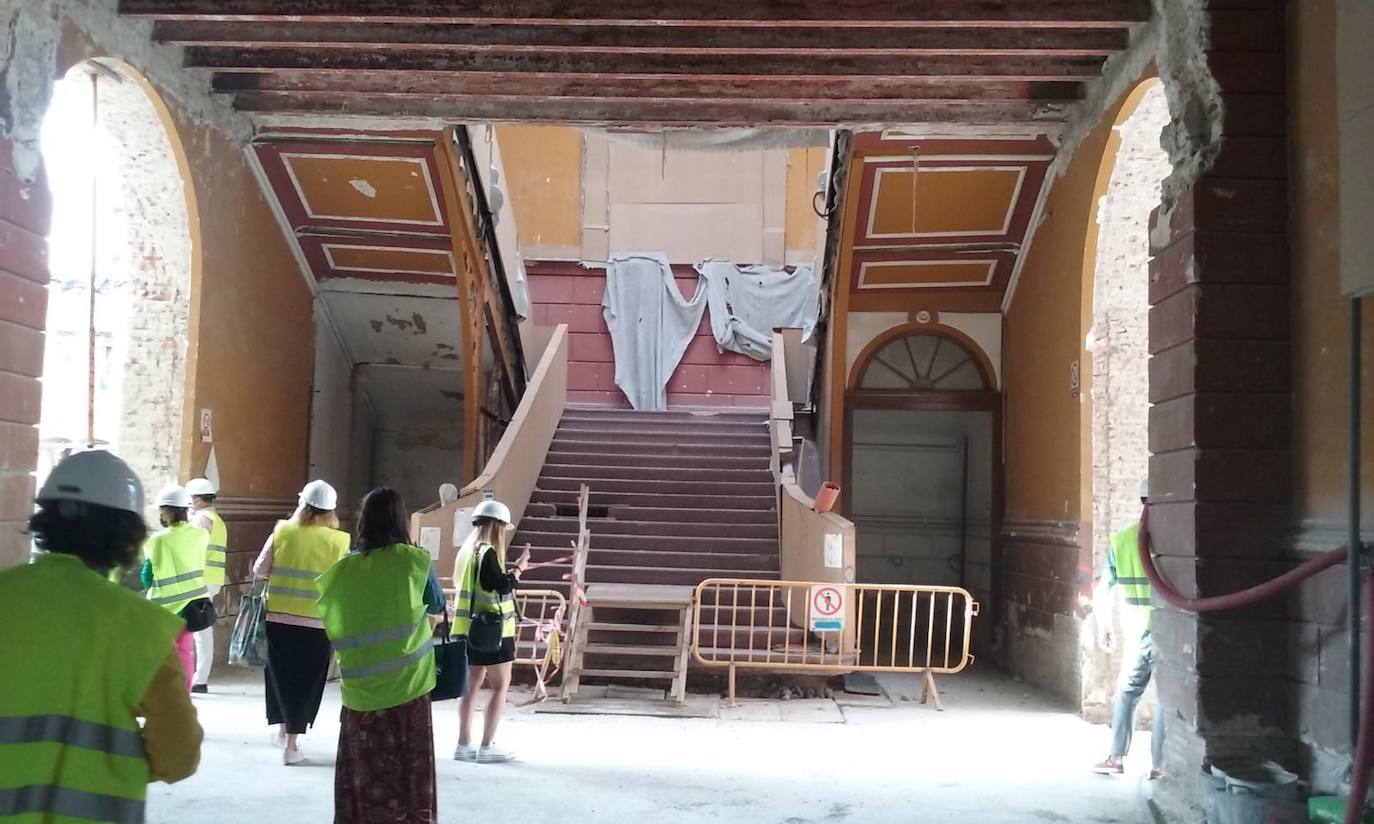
526, 261, 769, 409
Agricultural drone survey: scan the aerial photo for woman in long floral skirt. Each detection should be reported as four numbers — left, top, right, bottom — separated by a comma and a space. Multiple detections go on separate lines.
316, 487, 446, 823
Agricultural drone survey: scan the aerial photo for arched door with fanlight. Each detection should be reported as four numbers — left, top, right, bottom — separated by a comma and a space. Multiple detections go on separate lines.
845, 329, 1000, 607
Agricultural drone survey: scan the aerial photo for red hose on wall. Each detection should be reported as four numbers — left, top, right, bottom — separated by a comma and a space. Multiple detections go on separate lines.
1136, 506, 1368, 824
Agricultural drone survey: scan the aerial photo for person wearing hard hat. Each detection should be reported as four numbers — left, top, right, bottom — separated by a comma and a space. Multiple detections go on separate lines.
0, 450, 203, 822
141, 484, 212, 693
186, 477, 227, 694
1092, 480, 1166, 779
316, 487, 447, 821
452, 498, 528, 764
252, 479, 351, 765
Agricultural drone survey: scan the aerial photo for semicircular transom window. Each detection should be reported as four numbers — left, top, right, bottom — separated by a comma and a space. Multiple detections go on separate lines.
858, 333, 988, 391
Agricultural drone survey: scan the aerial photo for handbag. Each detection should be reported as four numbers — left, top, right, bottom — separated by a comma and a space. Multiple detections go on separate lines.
228, 578, 269, 668
431, 618, 469, 701
179, 597, 217, 633
466, 546, 505, 655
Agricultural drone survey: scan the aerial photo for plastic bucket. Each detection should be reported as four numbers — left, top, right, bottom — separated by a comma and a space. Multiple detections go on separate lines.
1202, 760, 1305, 824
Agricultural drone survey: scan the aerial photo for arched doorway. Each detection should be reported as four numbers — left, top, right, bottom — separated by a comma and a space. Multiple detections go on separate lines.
844, 327, 999, 596
1079, 80, 1171, 720
38, 60, 195, 515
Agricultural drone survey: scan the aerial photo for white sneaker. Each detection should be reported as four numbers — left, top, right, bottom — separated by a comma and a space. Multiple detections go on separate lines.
283, 747, 305, 766
270, 728, 286, 748
476, 745, 516, 764
453, 744, 477, 762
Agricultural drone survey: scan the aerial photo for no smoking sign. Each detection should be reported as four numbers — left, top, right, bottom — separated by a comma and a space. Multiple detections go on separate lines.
809, 584, 846, 633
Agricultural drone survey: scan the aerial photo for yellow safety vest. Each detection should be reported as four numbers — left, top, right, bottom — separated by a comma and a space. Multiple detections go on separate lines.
200, 509, 228, 588
267, 523, 350, 620
453, 542, 516, 640
316, 544, 436, 712
0, 552, 182, 824
1112, 522, 1153, 620
144, 522, 210, 615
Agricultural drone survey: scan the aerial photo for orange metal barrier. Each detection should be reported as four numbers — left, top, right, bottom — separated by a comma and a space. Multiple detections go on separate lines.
692, 578, 980, 708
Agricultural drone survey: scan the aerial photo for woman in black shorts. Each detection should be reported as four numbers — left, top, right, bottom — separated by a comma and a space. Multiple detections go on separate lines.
451, 499, 528, 764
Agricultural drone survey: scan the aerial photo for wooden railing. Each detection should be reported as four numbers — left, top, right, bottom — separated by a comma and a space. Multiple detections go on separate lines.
410, 324, 568, 580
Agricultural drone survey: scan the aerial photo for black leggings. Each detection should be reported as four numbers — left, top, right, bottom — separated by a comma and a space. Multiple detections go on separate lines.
264, 621, 332, 735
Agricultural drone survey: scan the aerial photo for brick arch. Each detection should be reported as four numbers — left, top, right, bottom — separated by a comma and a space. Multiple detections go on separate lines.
37, 59, 197, 517
847, 321, 997, 393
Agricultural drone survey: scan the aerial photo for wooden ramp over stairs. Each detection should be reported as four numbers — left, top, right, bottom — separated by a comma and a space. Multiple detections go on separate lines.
561, 583, 695, 704
517, 406, 785, 693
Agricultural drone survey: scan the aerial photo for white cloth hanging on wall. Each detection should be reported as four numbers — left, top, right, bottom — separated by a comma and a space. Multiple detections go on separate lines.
601, 253, 708, 410
696, 261, 817, 361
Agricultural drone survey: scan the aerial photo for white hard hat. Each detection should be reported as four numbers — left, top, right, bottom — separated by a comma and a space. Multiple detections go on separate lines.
472, 499, 512, 526
36, 449, 144, 515
186, 477, 217, 497
1139, 479, 1150, 500
299, 479, 338, 511
155, 484, 193, 509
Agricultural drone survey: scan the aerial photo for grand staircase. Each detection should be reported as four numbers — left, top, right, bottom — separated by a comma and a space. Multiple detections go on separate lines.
516, 406, 791, 688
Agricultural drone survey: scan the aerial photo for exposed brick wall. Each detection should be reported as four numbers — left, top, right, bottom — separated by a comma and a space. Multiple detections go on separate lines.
0, 134, 50, 568
1148, 0, 1302, 803
526, 260, 769, 409
1081, 84, 1172, 722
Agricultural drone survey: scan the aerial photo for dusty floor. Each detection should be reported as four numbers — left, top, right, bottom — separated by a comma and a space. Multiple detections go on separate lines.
150, 665, 1157, 823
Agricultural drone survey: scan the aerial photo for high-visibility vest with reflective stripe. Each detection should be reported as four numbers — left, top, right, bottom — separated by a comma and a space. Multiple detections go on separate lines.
315, 544, 436, 712
200, 509, 228, 587
1112, 522, 1153, 619
0, 552, 183, 824
267, 523, 350, 620
144, 522, 210, 615
452, 542, 516, 640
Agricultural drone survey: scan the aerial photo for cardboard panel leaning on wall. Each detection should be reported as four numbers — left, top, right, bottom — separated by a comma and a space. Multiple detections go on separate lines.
493, 125, 583, 261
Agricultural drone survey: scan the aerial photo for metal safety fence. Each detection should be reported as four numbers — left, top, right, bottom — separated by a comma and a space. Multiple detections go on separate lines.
692, 578, 979, 708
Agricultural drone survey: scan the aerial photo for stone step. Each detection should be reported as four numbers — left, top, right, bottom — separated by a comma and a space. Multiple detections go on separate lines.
605, 505, 776, 525
522, 562, 780, 588
539, 464, 773, 483
556, 421, 769, 439
577, 667, 678, 679
562, 408, 767, 425
582, 644, 683, 657
537, 476, 777, 497
518, 516, 777, 540
544, 451, 770, 471
517, 531, 777, 556
518, 547, 778, 572
531, 489, 776, 511
549, 439, 771, 458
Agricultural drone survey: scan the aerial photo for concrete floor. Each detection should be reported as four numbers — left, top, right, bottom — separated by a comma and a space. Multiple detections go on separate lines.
150, 665, 1158, 823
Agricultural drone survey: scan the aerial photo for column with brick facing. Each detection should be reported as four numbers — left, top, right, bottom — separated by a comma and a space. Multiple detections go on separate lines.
1148, 0, 1296, 801
0, 135, 50, 568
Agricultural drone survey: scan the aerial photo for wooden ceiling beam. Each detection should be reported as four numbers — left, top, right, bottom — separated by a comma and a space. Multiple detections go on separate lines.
231, 90, 1072, 126
121, 0, 1152, 27
185, 46, 1105, 81
213, 71, 1085, 104
154, 20, 1129, 55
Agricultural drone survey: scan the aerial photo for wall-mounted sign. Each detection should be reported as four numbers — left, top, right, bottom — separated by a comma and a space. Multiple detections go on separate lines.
809, 584, 845, 633
199, 409, 213, 443
824, 533, 843, 569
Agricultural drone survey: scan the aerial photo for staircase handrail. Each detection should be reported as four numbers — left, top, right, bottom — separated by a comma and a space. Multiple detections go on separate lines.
410, 324, 569, 580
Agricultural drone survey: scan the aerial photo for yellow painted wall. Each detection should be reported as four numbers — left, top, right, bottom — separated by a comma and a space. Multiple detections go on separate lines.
1002, 84, 1145, 523
496, 128, 825, 263
174, 111, 314, 499
494, 125, 583, 258
1291, 0, 1374, 523
784, 147, 827, 257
